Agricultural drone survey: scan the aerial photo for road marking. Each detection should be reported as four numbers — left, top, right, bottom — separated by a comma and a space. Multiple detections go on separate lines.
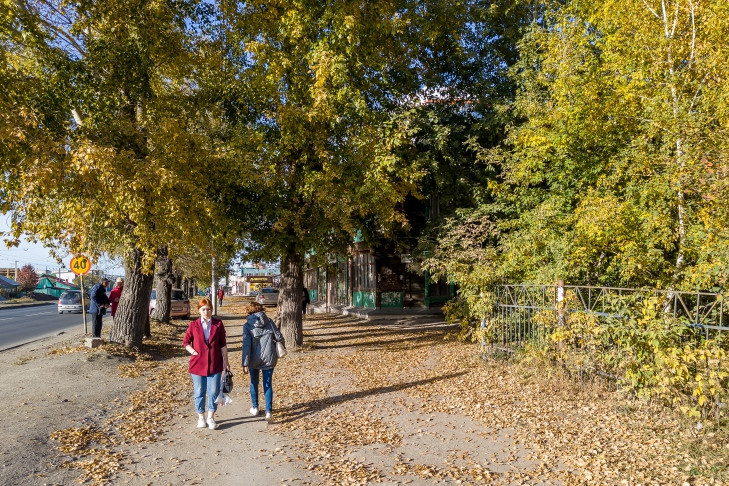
26, 312, 54, 316
0, 317, 13, 321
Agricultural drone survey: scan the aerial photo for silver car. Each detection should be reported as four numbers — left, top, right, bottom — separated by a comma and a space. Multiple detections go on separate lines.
149, 288, 191, 319
57, 290, 88, 314
256, 287, 279, 306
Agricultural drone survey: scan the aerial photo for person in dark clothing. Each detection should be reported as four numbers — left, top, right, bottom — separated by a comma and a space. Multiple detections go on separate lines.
302, 287, 310, 316
242, 302, 284, 422
88, 278, 111, 338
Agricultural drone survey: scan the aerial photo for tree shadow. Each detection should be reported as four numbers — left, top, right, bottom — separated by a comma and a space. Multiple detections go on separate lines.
306, 322, 457, 344
275, 371, 467, 424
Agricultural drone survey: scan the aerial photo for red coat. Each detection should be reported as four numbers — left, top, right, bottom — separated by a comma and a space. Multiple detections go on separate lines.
109, 287, 123, 316
183, 317, 227, 376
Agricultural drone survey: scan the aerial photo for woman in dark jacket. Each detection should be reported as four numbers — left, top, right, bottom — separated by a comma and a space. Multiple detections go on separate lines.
183, 298, 229, 430
242, 301, 284, 422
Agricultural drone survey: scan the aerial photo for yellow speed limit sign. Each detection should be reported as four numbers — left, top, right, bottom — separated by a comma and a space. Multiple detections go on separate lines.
70, 255, 92, 275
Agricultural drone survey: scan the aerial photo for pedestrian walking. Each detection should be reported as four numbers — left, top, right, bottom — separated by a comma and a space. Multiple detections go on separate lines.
88, 278, 111, 338
217, 287, 224, 307
302, 286, 310, 316
242, 302, 284, 422
183, 298, 230, 430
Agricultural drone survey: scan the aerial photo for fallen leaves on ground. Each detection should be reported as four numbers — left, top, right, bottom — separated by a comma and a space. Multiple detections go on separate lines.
266, 313, 728, 485
46, 300, 728, 485
48, 318, 194, 484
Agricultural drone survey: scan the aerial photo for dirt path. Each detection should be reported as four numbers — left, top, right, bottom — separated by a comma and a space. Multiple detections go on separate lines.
0, 302, 725, 485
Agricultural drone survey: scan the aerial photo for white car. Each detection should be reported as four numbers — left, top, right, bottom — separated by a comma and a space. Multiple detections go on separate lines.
57, 290, 88, 314
256, 288, 279, 306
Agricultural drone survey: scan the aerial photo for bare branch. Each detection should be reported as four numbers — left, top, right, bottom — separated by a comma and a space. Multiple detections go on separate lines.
669, 0, 679, 38
13, 0, 86, 57
688, 0, 696, 69
641, 0, 660, 19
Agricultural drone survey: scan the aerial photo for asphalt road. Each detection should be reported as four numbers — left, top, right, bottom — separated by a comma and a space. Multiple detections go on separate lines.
0, 304, 90, 351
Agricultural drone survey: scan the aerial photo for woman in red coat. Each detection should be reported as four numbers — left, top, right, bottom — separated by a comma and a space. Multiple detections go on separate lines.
183, 298, 230, 430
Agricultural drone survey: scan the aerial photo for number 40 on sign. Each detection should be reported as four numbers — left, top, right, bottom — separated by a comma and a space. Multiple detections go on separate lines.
70, 255, 92, 275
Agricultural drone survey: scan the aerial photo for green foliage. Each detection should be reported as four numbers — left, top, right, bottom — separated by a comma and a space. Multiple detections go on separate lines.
544, 295, 729, 424
427, 0, 729, 340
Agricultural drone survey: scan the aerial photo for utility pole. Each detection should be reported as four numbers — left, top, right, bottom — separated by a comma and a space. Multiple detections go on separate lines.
212, 255, 218, 316
14, 260, 17, 281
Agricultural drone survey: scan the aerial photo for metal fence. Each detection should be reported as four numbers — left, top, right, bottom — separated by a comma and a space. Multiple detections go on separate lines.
487, 284, 729, 354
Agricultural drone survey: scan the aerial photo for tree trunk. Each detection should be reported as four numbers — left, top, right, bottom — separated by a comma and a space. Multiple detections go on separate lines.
280, 248, 303, 348
154, 246, 174, 323
109, 248, 155, 348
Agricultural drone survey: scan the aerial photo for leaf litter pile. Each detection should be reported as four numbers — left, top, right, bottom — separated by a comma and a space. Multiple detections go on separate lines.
267, 313, 728, 485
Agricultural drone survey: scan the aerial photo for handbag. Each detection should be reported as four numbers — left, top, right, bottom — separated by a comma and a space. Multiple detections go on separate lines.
276, 341, 288, 358
222, 369, 233, 393
266, 317, 287, 358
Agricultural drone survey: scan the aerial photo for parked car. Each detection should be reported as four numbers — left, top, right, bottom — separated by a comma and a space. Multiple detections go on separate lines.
57, 290, 88, 314
248, 290, 258, 297
149, 288, 191, 319
256, 287, 279, 306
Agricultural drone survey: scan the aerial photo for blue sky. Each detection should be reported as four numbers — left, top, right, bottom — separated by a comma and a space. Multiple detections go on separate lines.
0, 215, 124, 276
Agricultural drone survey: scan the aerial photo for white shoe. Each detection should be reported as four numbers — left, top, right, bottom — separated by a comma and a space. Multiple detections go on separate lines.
249, 407, 259, 416
207, 417, 218, 430
265, 411, 271, 422
196, 415, 206, 428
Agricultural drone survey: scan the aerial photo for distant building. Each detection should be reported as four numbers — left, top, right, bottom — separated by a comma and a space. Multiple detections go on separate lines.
0, 275, 21, 299
305, 195, 454, 311
35, 274, 79, 298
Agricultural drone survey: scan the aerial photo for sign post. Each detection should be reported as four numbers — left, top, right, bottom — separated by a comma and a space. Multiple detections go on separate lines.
70, 255, 92, 334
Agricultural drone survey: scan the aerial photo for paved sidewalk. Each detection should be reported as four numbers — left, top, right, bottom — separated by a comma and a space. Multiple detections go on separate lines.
113, 312, 543, 485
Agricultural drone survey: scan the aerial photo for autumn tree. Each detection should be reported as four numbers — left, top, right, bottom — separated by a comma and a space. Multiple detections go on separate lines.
488, 0, 729, 289
16, 264, 39, 291
216, 0, 486, 347
1, 0, 232, 347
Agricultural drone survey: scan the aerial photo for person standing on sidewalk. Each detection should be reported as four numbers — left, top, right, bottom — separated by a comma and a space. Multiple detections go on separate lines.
183, 298, 230, 430
242, 302, 284, 422
109, 277, 123, 319
217, 287, 224, 307
302, 287, 310, 316
88, 278, 111, 338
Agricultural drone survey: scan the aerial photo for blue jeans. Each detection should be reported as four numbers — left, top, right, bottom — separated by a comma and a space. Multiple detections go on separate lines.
249, 368, 274, 413
191, 372, 221, 414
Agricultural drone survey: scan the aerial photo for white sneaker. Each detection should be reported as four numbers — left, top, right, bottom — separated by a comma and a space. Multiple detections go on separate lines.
196, 415, 206, 428
207, 417, 218, 430
265, 411, 271, 422
249, 407, 259, 416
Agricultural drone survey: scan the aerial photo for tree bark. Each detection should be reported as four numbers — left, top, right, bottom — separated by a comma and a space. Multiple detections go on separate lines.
153, 246, 174, 323
280, 248, 303, 347
109, 248, 155, 348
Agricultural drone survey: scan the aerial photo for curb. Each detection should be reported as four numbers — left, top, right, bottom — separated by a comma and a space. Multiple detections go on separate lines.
309, 302, 444, 320
0, 302, 55, 311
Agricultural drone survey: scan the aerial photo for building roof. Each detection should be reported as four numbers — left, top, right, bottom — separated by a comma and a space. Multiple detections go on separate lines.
36, 275, 80, 290
0, 275, 21, 287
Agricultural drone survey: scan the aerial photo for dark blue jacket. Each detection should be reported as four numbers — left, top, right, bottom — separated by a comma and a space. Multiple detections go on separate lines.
89, 283, 111, 315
